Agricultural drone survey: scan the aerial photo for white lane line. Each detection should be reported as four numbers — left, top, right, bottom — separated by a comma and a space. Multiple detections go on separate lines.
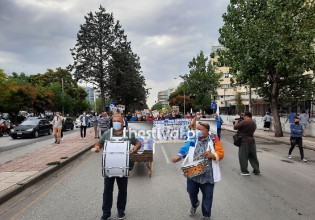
161, 145, 170, 164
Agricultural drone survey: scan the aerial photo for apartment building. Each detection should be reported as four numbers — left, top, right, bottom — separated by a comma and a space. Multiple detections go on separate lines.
211, 46, 269, 115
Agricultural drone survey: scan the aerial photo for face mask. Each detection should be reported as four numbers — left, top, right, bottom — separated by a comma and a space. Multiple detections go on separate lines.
113, 122, 122, 130
295, 121, 299, 125
196, 115, 201, 118
137, 114, 141, 118
197, 129, 203, 138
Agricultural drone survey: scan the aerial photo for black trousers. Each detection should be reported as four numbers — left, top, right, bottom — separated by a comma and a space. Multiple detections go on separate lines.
102, 177, 128, 217
289, 137, 304, 159
80, 126, 87, 138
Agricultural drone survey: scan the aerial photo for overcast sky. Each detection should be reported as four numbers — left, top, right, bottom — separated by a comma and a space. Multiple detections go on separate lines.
0, 0, 230, 108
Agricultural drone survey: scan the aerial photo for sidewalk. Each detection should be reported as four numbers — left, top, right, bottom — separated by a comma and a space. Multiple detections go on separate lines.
0, 128, 97, 205
222, 125, 315, 151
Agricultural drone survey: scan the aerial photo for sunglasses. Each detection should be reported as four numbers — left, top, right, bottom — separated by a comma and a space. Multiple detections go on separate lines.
198, 122, 209, 131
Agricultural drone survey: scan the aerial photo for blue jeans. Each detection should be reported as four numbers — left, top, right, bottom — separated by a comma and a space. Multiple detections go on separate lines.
102, 177, 128, 217
217, 128, 222, 139
187, 178, 214, 217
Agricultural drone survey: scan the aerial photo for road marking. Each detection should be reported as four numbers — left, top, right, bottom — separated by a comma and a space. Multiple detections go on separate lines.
161, 145, 170, 164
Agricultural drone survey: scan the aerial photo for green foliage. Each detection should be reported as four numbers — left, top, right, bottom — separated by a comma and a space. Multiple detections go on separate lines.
107, 42, 147, 112
151, 101, 163, 111
179, 51, 223, 111
69, 5, 147, 112
0, 69, 89, 116
219, 0, 315, 136
235, 92, 245, 114
0, 68, 6, 84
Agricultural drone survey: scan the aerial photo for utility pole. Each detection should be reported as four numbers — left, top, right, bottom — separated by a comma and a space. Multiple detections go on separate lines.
62, 78, 64, 116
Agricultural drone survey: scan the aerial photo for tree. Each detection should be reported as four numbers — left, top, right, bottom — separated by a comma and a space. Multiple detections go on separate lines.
0, 68, 6, 84
180, 51, 223, 111
151, 101, 163, 111
106, 42, 147, 112
69, 5, 147, 111
33, 68, 89, 115
169, 85, 194, 113
219, 0, 315, 137
235, 92, 245, 114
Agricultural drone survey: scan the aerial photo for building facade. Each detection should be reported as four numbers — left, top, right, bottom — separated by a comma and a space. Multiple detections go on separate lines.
211, 46, 269, 115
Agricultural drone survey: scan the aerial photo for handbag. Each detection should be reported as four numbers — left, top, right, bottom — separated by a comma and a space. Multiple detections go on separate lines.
233, 134, 242, 147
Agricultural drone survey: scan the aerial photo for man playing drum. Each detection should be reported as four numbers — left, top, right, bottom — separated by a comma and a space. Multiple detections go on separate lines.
94, 114, 142, 220
171, 122, 224, 220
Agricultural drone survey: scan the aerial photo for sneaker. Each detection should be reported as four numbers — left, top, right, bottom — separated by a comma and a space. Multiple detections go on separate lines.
288, 155, 292, 159
239, 172, 250, 176
80, 137, 82, 140
84, 137, 86, 140
118, 212, 125, 220
189, 200, 200, 216
302, 159, 307, 162
203, 217, 211, 220
252, 171, 261, 175
100, 216, 111, 220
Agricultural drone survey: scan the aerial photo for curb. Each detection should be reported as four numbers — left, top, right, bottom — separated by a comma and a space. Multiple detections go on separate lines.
0, 143, 94, 205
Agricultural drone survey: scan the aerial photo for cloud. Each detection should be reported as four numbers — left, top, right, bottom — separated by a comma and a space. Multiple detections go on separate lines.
0, 0, 230, 108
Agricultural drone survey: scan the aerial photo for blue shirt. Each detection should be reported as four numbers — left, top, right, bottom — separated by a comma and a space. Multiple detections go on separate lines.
287, 113, 296, 124
215, 116, 223, 129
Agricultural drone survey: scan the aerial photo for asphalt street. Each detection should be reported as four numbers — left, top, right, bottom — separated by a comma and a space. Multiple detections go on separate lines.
0, 130, 315, 220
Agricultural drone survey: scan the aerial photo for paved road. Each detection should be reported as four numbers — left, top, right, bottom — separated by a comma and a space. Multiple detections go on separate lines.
1, 130, 315, 220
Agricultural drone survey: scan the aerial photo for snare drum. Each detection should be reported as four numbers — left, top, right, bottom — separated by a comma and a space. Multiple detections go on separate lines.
181, 159, 208, 178
102, 140, 130, 177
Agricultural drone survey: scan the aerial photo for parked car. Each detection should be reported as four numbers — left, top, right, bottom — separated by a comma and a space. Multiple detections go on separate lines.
0, 119, 11, 137
62, 117, 74, 131
10, 119, 52, 139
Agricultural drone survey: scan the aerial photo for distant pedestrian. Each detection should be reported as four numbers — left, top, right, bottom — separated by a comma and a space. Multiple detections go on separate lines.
91, 112, 100, 139
298, 110, 310, 137
233, 111, 260, 176
288, 116, 307, 162
263, 112, 272, 131
214, 113, 223, 139
98, 112, 111, 136
79, 112, 89, 139
286, 110, 296, 125
52, 112, 63, 144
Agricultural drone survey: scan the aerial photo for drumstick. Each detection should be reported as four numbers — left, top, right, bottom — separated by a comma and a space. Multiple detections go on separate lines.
194, 150, 210, 160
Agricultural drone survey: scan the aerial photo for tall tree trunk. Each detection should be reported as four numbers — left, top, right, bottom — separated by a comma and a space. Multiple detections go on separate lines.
271, 81, 283, 137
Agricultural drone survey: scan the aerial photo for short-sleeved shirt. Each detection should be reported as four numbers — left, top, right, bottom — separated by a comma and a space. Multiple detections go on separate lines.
53, 116, 63, 128
299, 113, 309, 125
99, 129, 138, 147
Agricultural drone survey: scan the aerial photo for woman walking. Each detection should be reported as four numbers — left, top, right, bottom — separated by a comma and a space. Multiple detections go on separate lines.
80, 112, 89, 139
